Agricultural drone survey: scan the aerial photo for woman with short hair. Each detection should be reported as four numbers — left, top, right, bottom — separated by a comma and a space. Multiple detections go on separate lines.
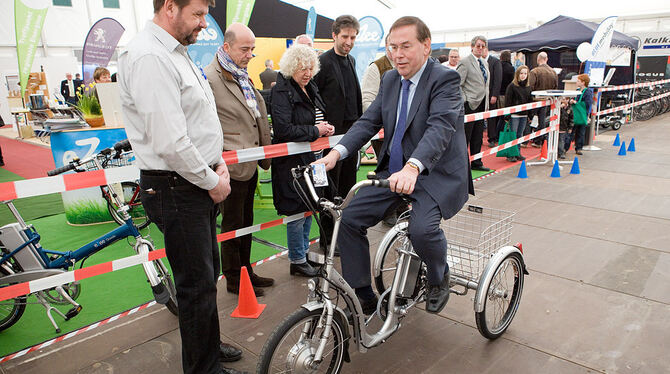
270, 44, 334, 277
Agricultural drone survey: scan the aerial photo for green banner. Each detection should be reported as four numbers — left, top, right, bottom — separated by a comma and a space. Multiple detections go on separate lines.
226, 0, 256, 27
15, 0, 49, 96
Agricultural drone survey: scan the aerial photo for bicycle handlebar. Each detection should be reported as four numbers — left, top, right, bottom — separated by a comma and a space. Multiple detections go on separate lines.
114, 139, 131, 152
47, 162, 77, 176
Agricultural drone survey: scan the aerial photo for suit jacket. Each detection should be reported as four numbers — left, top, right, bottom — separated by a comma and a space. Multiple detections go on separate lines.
313, 48, 362, 134
204, 59, 272, 181
259, 68, 278, 90
486, 55, 502, 100
338, 58, 471, 220
60, 79, 77, 101
456, 54, 489, 111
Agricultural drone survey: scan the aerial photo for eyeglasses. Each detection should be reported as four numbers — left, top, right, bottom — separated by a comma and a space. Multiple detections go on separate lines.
387, 44, 413, 53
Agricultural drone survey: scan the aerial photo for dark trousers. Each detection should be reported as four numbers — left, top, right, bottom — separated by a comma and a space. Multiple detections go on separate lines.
320, 143, 358, 247
571, 125, 587, 151
486, 98, 499, 143
532, 106, 548, 145
220, 172, 258, 283
338, 171, 448, 288
139, 172, 221, 374
464, 100, 486, 168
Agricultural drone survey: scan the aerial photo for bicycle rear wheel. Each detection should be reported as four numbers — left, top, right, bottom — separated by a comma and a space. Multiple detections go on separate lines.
475, 252, 525, 340
257, 308, 347, 374
374, 230, 404, 295
105, 182, 150, 229
0, 261, 27, 332
152, 258, 178, 316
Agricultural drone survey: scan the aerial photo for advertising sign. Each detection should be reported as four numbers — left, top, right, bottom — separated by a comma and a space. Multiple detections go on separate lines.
632, 32, 670, 57
306, 6, 317, 41
227, 0, 256, 27
349, 16, 384, 84
82, 18, 125, 86
188, 14, 224, 69
583, 16, 618, 86
14, 0, 49, 96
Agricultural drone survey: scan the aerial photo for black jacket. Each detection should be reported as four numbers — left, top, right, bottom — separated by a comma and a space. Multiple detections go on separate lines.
500, 61, 515, 96
270, 74, 326, 215
487, 55, 502, 99
313, 48, 362, 134
504, 81, 532, 116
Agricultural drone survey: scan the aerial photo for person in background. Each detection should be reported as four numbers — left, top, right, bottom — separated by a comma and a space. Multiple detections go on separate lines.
504, 64, 532, 162
93, 67, 112, 83
568, 73, 593, 155
118, 0, 244, 372
514, 51, 525, 70
444, 49, 459, 70
495, 50, 515, 144
528, 51, 558, 147
60, 73, 77, 106
456, 35, 490, 172
295, 34, 314, 47
204, 22, 274, 297
438, 54, 448, 64
483, 46, 502, 147
313, 15, 362, 253
259, 59, 278, 89
557, 98, 573, 159
270, 44, 334, 277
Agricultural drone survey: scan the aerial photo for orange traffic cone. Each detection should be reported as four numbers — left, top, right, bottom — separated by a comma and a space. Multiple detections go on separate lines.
540, 140, 548, 160
231, 267, 266, 319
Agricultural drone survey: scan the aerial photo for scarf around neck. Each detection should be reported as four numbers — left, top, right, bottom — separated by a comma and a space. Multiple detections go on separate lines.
216, 47, 261, 118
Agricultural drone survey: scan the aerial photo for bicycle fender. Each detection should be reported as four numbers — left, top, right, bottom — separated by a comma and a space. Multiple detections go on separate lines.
372, 222, 408, 278
136, 240, 160, 287
300, 301, 352, 362
473, 245, 526, 313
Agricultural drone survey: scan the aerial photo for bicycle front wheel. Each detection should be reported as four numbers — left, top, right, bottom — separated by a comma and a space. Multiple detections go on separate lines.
105, 182, 150, 229
475, 252, 525, 340
257, 308, 347, 374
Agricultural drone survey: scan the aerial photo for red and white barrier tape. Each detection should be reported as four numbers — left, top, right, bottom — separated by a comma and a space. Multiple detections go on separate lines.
594, 90, 670, 116
0, 244, 297, 364
464, 100, 550, 123
595, 79, 670, 92
470, 117, 558, 162
0, 212, 311, 302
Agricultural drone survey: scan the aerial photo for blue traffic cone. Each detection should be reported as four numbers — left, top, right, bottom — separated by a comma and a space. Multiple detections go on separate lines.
570, 157, 580, 174
550, 160, 561, 178
618, 141, 627, 156
517, 160, 528, 178
613, 133, 620, 146
627, 138, 636, 152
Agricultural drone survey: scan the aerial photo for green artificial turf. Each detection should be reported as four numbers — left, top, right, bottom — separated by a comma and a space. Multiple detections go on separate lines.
0, 163, 492, 357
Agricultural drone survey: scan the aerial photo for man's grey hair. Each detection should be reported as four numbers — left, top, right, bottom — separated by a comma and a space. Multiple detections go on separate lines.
279, 44, 320, 78
264, 59, 273, 67
295, 34, 314, 47
448, 49, 459, 56
471, 35, 487, 47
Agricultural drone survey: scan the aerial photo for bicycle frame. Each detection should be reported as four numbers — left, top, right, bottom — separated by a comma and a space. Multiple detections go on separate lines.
297, 168, 423, 362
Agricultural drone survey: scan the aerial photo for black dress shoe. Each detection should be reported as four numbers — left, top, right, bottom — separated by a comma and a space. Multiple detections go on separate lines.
359, 295, 378, 315
290, 262, 319, 277
226, 280, 264, 297
219, 342, 242, 362
221, 365, 247, 374
425, 268, 450, 314
516, 155, 526, 161
249, 273, 274, 288
472, 165, 492, 172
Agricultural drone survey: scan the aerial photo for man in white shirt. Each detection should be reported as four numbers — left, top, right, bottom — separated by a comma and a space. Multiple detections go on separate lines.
118, 1, 242, 373
445, 48, 459, 70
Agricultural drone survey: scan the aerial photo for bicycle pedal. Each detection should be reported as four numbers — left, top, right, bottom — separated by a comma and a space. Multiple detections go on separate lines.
64, 305, 82, 320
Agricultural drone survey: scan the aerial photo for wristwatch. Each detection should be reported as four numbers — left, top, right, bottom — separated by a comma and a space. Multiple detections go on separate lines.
405, 161, 420, 173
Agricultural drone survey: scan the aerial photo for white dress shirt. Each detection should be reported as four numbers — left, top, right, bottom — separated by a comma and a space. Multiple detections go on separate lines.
119, 21, 224, 190
334, 60, 428, 172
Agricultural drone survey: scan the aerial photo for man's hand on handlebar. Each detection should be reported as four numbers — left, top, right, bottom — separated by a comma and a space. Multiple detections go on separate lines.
312, 149, 340, 171
388, 164, 419, 195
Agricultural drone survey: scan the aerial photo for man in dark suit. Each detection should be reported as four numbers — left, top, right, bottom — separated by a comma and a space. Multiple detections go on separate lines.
60, 73, 78, 105
259, 59, 277, 90
484, 46, 502, 147
313, 15, 362, 251
315, 16, 471, 315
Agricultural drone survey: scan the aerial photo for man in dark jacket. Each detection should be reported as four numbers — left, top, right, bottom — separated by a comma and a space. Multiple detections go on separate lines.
313, 15, 362, 253
484, 47, 502, 147
528, 51, 558, 146
259, 59, 278, 89
495, 50, 516, 142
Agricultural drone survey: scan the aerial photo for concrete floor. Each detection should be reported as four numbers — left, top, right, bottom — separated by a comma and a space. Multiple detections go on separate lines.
2, 113, 670, 374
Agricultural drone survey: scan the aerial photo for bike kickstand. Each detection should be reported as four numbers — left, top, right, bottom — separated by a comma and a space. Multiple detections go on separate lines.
35, 291, 67, 333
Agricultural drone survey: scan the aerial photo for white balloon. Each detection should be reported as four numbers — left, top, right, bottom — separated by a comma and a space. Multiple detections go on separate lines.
576, 42, 592, 62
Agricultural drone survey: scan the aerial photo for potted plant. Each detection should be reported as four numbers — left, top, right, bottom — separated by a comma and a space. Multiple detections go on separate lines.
76, 83, 104, 127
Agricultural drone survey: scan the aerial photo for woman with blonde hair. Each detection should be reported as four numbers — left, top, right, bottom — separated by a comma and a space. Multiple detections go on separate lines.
270, 44, 334, 277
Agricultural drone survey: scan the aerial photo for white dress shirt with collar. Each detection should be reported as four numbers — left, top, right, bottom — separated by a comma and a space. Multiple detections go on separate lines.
119, 21, 224, 190
334, 59, 429, 172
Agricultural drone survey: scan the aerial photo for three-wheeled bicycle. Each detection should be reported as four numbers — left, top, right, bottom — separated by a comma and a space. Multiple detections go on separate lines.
257, 166, 528, 373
